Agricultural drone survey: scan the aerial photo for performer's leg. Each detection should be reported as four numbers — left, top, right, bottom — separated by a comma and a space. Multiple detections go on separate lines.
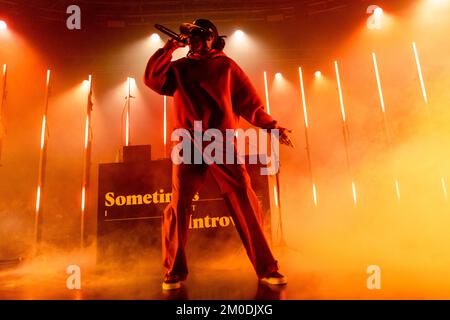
162, 163, 207, 281
209, 163, 279, 278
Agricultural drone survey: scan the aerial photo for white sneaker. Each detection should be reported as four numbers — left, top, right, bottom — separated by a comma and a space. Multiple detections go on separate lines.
162, 276, 182, 290
260, 271, 288, 286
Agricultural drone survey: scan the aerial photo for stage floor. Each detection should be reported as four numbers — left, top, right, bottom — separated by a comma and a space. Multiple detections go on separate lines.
0, 245, 449, 300
0, 247, 296, 300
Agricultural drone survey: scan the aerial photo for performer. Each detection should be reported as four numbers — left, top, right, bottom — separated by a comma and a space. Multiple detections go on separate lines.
144, 19, 293, 290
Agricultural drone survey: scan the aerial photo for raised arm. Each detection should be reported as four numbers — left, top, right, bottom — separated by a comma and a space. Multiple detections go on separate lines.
231, 64, 277, 129
144, 40, 182, 96
231, 63, 294, 147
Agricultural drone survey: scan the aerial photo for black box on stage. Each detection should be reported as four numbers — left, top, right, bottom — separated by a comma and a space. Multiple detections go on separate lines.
97, 156, 272, 265
123, 145, 151, 163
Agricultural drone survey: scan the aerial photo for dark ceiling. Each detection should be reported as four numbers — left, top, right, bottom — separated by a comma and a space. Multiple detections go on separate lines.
0, 0, 411, 26
0, 0, 415, 72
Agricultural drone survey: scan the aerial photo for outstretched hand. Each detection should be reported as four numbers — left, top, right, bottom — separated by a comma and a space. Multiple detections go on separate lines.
277, 127, 294, 148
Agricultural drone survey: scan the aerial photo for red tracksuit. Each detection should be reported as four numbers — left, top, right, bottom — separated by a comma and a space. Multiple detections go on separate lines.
144, 45, 279, 280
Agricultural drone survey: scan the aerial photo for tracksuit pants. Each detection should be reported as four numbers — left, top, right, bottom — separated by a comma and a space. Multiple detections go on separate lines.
162, 161, 279, 280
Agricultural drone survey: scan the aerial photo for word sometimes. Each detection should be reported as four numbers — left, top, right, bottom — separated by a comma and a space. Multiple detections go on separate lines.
104, 190, 199, 207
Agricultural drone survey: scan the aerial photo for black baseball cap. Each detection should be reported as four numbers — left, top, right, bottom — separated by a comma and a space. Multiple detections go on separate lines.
179, 18, 219, 39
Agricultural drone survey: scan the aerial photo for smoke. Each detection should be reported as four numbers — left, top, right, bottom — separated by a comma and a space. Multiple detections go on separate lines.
0, 0, 449, 299
273, 0, 450, 298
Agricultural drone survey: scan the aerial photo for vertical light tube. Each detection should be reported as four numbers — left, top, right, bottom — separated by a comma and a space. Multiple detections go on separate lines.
299, 67, 318, 207
0, 64, 6, 164
299, 67, 309, 129
81, 186, 86, 213
412, 43, 447, 201
441, 176, 448, 203
334, 61, 357, 206
39, 116, 46, 150
273, 185, 278, 207
352, 181, 357, 206
334, 61, 347, 123
263, 71, 271, 115
395, 178, 401, 201
163, 95, 167, 156
125, 111, 129, 146
372, 53, 400, 202
84, 116, 89, 149
35, 69, 51, 244
312, 183, 318, 207
412, 42, 428, 104
372, 52, 386, 114
81, 74, 93, 248
35, 186, 41, 214
125, 77, 132, 146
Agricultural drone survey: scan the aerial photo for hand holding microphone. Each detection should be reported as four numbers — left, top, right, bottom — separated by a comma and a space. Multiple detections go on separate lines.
163, 38, 188, 51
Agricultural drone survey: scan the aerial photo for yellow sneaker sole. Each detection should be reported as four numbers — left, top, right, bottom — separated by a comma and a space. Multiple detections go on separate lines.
260, 276, 288, 286
162, 281, 181, 290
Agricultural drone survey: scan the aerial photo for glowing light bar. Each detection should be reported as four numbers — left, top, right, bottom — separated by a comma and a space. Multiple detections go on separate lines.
125, 77, 134, 146
334, 61, 347, 123
299, 66, 317, 207
395, 178, 401, 201
298, 67, 309, 128
2, 64, 6, 76
35, 186, 41, 213
273, 185, 278, 207
312, 183, 317, 207
442, 176, 448, 202
372, 52, 386, 113
125, 110, 130, 146
163, 95, 167, 147
352, 181, 357, 206
263, 71, 271, 115
84, 117, 89, 149
46, 69, 51, 87
35, 69, 52, 244
81, 186, 86, 212
40, 116, 46, 150
127, 77, 131, 98
130, 77, 136, 89
412, 42, 428, 104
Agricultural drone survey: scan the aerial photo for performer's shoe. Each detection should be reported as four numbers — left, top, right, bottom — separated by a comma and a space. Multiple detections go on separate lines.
260, 271, 288, 286
162, 275, 181, 291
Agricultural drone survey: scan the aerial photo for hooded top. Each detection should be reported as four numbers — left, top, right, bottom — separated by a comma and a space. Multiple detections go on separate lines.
144, 46, 277, 132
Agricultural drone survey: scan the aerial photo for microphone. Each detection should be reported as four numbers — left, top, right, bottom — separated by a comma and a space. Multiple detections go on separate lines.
154, 24, 188, 44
